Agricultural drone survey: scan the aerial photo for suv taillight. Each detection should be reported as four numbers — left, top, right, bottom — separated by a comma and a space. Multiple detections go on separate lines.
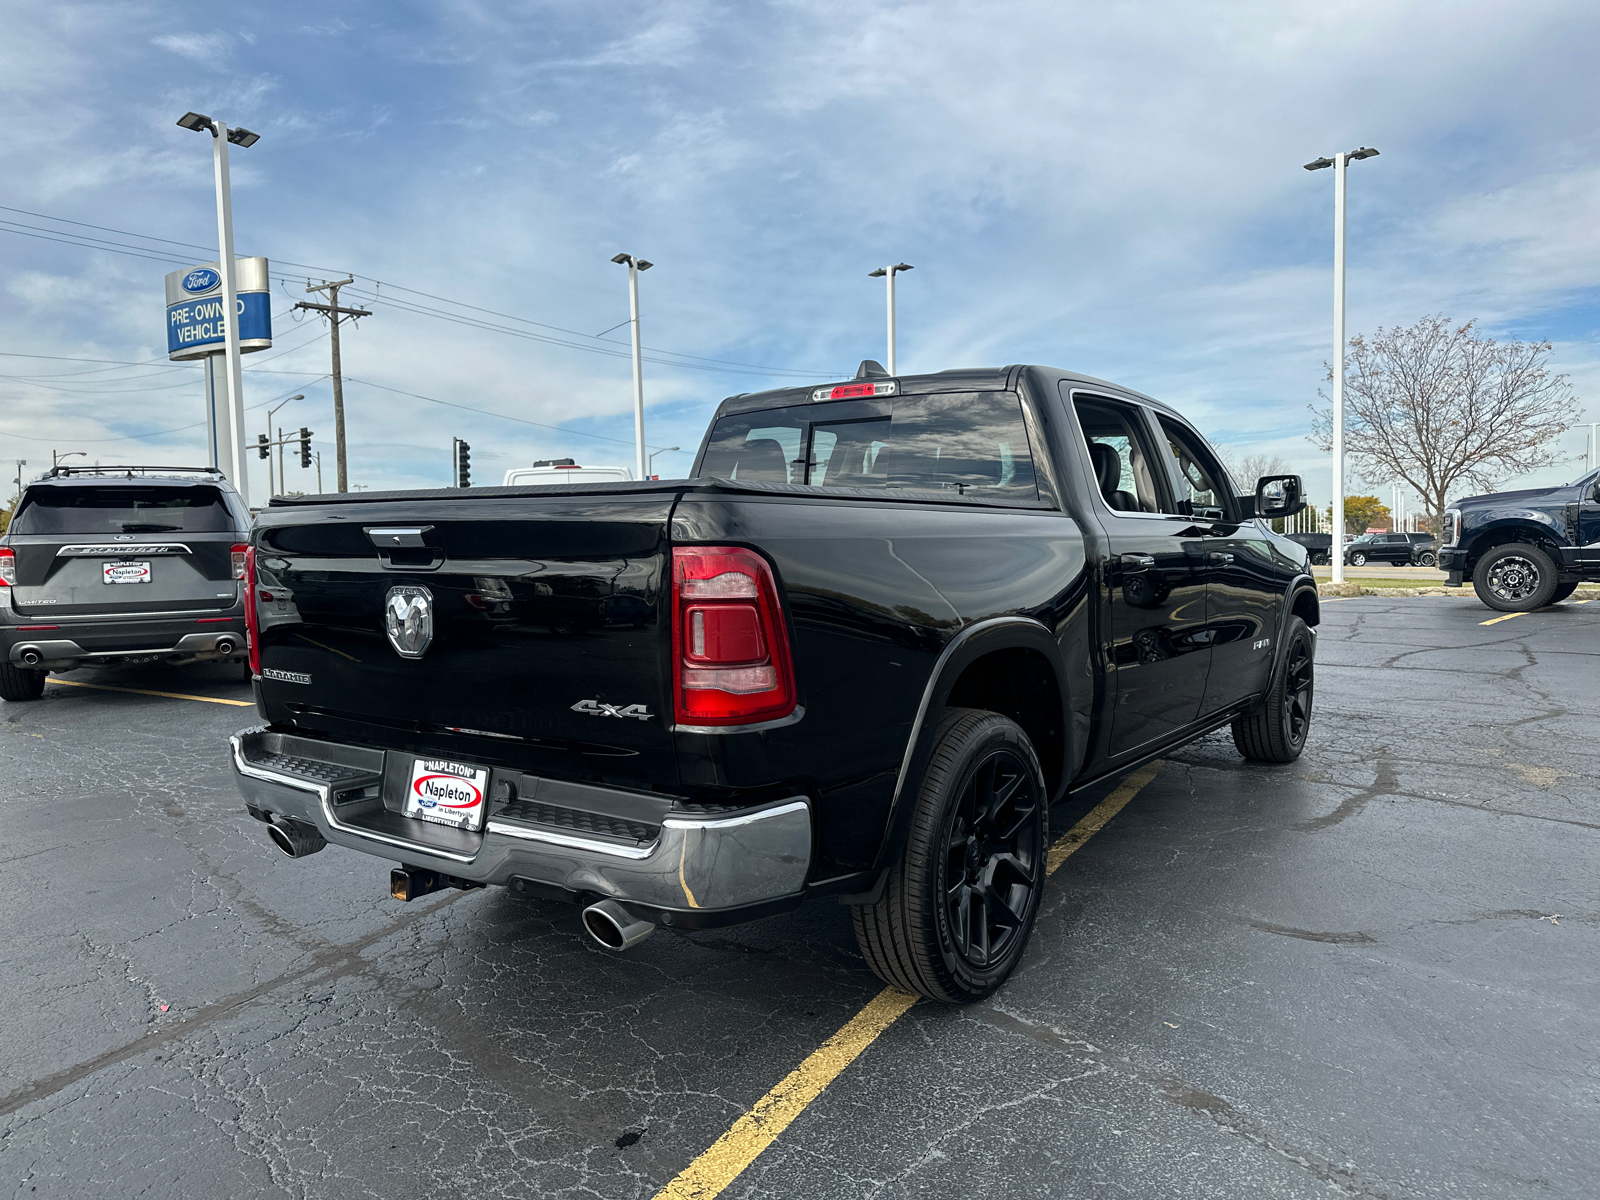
0, 547, 13, 587
243, 545, 260, 675
671, 546, 796, 726
231, 543, 248, 580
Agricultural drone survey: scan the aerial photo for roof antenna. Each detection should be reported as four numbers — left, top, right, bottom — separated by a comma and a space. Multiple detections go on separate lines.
855, 359, 889, 380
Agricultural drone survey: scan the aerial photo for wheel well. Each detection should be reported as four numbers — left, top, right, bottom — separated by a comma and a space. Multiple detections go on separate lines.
945, 648, 1064, 797
1464, 527, 1563, 575
1290, 587, 1320, 628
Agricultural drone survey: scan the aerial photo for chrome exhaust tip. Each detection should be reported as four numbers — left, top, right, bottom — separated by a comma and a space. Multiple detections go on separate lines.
20, 649, 43, 667
214, 637, 236, 656
267, 818, 327, 858
581, 899, 655, 951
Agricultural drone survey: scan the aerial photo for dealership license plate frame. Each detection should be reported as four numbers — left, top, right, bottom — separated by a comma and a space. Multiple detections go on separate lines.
403, 757, 490, 832
102, 560, 152, 585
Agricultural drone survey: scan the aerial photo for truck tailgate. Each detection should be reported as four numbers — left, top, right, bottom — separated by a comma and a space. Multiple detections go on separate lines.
253, 493, 676, 787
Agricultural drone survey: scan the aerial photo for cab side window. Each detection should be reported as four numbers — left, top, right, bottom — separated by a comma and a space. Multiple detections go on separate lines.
1072, 395, 1168, 514
1158, 418, 1235, 521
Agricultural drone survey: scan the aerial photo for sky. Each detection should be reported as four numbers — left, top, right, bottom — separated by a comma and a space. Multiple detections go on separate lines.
2, 0, 1598, 512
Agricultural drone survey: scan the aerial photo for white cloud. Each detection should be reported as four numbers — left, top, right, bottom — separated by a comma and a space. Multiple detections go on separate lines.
151, 32, 233, 62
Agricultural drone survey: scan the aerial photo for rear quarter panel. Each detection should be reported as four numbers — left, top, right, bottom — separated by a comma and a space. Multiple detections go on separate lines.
671, 493, 1088, 879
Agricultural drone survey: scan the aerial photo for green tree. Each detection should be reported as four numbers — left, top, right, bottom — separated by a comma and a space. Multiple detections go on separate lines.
1343, 495, 1390, 535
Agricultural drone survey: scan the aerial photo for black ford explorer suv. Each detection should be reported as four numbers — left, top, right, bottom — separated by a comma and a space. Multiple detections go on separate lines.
1439, 468, 1600, 611
0, 466, 252, 701
229, 363, 1320, 1002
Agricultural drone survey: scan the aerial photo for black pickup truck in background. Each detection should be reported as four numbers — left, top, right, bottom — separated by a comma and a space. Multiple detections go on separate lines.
230, 362, 1319, 1003
1441, 469, 1600, 610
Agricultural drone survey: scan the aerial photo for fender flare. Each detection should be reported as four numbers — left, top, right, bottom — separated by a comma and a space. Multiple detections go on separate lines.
1252, 576, 1318, 714
871, 615, 1073, 873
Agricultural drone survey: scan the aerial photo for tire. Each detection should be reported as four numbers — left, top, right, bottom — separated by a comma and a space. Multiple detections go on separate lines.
1548, 580, 1578, 604
852, 708, 1047, 1004
1310, 552, 1328, 566
1231, 617, 1314, 763
1473, 543, 1559, 612
1349, 552, 1366, 567
1418, 552, 1437, 568
0, 662, 48, 702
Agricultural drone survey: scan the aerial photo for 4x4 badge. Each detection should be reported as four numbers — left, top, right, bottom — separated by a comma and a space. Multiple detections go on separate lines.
384, 585, 434, 659
571, 700, 653, 721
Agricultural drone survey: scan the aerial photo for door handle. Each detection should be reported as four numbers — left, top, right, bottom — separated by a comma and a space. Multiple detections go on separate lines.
1119, 553, 1156, 571
1207, 551, 1234, 566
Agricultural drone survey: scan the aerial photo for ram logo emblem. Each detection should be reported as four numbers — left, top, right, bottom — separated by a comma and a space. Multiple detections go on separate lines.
384, 585, 434, 659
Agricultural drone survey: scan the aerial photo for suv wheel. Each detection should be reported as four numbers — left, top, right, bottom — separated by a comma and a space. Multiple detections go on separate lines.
1349, 552, 1367, 566
1474, 544, 1558, 612
852, 708, 1046, 1004
1417, 551, 1437, 568
0, 662, 48, 702
1231, 617, 1314, 763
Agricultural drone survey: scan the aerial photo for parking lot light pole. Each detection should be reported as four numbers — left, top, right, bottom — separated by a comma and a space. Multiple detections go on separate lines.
177, 112, 260, 499
264, 394, 303, 496
647, 446, 679, 479
868, 264, 913, 375
611, 253, 653, 481
1305, 147, 1378, 584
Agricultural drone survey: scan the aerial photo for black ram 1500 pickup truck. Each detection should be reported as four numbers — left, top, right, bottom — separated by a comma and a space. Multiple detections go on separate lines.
1440, 469, 1600, 611
230, 362, 1320, 1002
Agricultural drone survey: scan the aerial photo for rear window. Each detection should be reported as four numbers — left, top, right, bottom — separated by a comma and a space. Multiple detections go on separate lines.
698, 392, 1038, 500
11, 485, 236, 535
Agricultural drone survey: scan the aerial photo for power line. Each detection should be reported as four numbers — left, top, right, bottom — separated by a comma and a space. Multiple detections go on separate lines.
0, 204, 841, 378
0, 381, 329, 444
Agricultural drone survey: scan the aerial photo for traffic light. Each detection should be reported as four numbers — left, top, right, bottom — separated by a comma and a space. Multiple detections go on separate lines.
457, 441, 471, 487
257, 433, 270, 460
298, 429, 312, 469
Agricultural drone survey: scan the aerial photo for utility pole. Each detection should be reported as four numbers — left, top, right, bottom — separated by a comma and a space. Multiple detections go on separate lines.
295, 278, 369, 493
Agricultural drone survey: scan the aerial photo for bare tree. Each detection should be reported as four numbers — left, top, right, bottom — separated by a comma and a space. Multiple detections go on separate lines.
1215, 447, 1292, 493
1310, 316, 1578, 532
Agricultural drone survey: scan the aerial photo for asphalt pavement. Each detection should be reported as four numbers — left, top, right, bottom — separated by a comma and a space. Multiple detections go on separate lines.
1, 594, 1596, 1198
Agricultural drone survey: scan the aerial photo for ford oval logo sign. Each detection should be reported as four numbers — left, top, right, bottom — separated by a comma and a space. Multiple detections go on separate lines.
384, 585, 433, 659
181, 268, 220, 293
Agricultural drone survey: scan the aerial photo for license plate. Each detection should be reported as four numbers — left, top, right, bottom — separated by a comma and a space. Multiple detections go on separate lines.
103, 561, 151, 584
403, 758, 489, 831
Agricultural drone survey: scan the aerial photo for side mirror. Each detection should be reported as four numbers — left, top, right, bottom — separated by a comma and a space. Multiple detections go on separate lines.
1255, 474, 1305, 519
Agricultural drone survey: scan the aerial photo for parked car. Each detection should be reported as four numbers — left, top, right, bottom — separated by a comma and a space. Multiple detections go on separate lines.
1439, 470, 1600, 611
1402, 532, 1438, 567
502, 459, 633, 486
230, 362, 1320, 1003
0, 465, 252, 701
1286, 532, 1332, 565
1343, 532, 1421, 566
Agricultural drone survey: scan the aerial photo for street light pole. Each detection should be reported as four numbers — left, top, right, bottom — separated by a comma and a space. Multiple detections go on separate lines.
1304, 148, 1378, 585
177, 113, 260, 499
648, 446, 680, 479
611, 253, 653, 480
867, 264, 913, 374
263, 394, 302, 497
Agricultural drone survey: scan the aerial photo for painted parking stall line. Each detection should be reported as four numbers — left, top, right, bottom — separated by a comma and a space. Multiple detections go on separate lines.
45, 678, 253, 707
650, 760, 1167, 1200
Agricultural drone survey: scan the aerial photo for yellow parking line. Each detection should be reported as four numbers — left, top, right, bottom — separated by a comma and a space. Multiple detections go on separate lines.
1480, 612, 1525, 626
651, 760, 1166, 1200
46, 678, 253, 707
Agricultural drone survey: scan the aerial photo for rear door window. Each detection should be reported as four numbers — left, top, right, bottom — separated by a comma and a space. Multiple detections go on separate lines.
699, 392, 1038, 500
10, 485, 236, 535
1071, 395, 1169, 514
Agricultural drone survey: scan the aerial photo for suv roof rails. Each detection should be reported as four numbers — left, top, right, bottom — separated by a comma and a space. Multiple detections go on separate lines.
44, 464, 225, 480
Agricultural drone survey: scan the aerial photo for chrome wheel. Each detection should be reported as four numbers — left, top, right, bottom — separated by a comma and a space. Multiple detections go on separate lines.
941, 748, 1042, 969
1350, 552, 1366, 566
1487, 554, 1541, 603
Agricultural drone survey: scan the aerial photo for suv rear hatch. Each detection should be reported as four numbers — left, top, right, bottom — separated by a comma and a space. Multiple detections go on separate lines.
5, 481, 242, 620
253, 488, 678, 789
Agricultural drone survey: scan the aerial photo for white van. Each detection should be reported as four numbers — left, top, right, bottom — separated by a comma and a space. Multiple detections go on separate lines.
501, 459, 634, 486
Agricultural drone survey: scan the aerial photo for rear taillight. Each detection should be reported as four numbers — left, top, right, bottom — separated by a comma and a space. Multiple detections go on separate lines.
671, 546, 796, 726
0, 547, 13, 587
243, 545, 260, 675
231, 543, 248, 580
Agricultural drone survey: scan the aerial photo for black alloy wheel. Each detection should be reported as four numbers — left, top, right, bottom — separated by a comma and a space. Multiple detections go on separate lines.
1232, 616, 1314, 762
1473, 543, 1559, 612
1418, 551, 1437, 568
941, 746, 1042, 970
852, 708, 1047, 1003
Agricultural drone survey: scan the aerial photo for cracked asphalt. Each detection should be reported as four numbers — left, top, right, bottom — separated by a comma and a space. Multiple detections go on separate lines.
1, 595, 1596, 1198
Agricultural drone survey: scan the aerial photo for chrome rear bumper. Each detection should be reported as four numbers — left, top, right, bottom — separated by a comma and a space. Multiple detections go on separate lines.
229, 727, 812, 918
